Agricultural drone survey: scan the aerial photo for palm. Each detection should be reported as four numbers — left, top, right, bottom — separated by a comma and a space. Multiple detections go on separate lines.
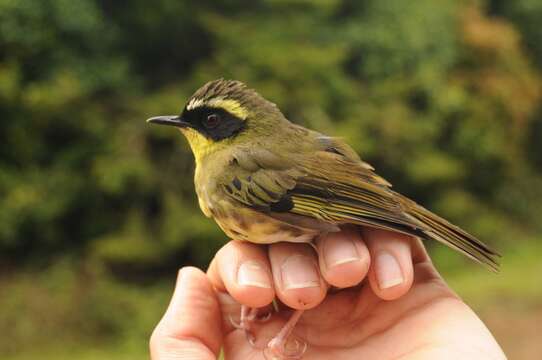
221, 261, 498, 359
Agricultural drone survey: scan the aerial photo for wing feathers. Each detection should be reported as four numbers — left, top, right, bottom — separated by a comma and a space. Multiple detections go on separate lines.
222, 144, 499, 271
407, 204, 500, 271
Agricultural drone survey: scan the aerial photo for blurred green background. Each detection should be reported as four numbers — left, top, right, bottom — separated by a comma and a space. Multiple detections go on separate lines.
1, 0, 541, 359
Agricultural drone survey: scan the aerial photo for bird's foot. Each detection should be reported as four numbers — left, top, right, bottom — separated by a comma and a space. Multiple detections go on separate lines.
264, 336, 307, 360
230, 305, 274, 347
263, 309, 307, 360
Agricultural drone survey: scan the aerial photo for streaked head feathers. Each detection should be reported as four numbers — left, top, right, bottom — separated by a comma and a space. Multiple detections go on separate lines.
185, 79, 279, 120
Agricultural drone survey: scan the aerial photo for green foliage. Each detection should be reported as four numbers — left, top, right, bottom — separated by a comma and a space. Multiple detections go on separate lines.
1, 0, 541, 357
0, 258, 170, 359
2, 0, 540, 266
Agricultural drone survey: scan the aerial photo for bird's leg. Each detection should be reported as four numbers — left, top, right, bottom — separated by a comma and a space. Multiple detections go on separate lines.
264, 309, 307, 360
230, 305, 274, 347
235, 305, 257, 345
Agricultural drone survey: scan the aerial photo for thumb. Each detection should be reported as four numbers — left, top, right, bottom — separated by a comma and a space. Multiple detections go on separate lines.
150, 267, 223, 360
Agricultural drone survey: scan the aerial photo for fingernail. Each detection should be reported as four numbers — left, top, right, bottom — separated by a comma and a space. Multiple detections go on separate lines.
237, 261, 272, 288
324, 236, 360, 268
375, 251, 404, 289
281, 255, 320, 290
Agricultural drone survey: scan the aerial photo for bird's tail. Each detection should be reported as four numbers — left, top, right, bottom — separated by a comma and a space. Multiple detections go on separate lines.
407, 204, 500, 272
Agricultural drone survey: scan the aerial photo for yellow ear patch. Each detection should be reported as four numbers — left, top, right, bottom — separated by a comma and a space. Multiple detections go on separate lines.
207, 98, 249, 120
186, 97, 249, 120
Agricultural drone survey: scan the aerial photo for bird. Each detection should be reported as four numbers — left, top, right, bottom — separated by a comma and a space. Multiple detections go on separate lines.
147, 79, 500, 359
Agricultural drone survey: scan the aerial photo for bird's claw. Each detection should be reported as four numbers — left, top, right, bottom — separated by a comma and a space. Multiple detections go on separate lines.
228, 314, 243, 330
256, 310, 273, 323
264, 336, 307, 360
230, 306, 273, 349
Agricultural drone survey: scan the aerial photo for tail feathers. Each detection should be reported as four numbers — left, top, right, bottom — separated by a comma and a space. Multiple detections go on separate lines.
408, 205, 501, 272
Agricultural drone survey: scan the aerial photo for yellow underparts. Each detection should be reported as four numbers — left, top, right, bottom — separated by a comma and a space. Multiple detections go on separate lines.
179, 128, 218, 164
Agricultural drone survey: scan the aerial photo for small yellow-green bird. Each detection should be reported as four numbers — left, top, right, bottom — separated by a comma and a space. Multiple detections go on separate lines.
147, 79, 499, 358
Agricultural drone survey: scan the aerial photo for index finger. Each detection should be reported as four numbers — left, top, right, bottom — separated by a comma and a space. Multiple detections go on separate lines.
207, 240, 275, 308
150, 267, 222, 359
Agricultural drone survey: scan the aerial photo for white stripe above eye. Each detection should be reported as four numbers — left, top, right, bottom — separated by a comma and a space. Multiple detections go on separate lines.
186, 98, 205, 110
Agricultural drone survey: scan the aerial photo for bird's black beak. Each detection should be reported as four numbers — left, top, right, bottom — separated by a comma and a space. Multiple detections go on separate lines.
146, 115, 189, 128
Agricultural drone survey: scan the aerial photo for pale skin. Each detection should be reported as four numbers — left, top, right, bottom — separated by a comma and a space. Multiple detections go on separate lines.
150, 227, 506, 359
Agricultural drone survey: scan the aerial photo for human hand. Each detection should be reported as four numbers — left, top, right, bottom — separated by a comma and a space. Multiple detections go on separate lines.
150, 228, 506, 359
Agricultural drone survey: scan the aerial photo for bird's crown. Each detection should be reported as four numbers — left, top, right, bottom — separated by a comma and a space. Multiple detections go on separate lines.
185, 79, 277, 120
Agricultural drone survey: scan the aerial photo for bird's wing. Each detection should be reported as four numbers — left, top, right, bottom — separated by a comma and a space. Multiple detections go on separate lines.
223, 140, 500, 271
221, 142, 413, 236
281, 149, 423, 232
221, 147, 303, 211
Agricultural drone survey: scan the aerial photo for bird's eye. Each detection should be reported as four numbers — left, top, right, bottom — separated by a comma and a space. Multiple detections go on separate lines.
204, 113, 221, 128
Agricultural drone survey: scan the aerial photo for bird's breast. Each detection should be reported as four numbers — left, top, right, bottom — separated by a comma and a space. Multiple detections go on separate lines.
212, 205, 318, 244
193, 150, 318, 244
